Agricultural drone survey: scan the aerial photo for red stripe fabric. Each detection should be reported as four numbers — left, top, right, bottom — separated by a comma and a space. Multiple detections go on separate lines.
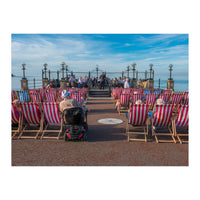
170, 94, 183, 105
158, 94, 170, 103
128, 104, 148, 125
146, 93, 156, 108
11, 103, 19, 124
175, 105, 189, 127
45, 93, 56, 102
153, 104, 174, 127
120, 94, 130, 106
131, 94, 143, 104
72, 93, 82, 103
42, 102, 61, 124
20, 102, 41, 124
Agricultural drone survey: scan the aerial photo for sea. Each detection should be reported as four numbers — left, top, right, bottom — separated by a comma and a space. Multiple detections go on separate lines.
11, 76, 188, 92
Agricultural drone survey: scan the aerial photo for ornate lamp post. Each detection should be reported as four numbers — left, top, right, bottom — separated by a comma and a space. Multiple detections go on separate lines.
65, 64, 68, 79
169, 64, 173, 80
22, 63, 26, 79
127, 65, 130, 79
149, 64, 153, 80
61, 62, 66, 79
131, 62, 136, 79
43, 63, 48, 79
96, 65, 99, 78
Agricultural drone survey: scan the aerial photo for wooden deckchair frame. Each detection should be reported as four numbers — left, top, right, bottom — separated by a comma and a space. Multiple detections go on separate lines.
117, 94, 130, 115
18, 103, 44, 139
126, 107, 149, 142
40, 103, 63, 140
151, 107, 176, 143
172, 106, 188, 144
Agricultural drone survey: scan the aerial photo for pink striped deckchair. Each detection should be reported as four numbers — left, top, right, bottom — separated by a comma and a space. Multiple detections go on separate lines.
145, 93, 157, 109
126, 104, 149, 142
48, 88, 57, 98
131, 93, 143, 104
71, 92, 82, 103
11, 103, 22, 138
158, 94, 170, 103
152, 104, 176, 143
31, 93, 42, 103
173, 105, 189, 144
122, 88, 131, 94
44, 93, 56, 102
163, 89, 172, 95
18, 102, 44, 139
11, 90, 17, 102
41, 102, 63, 139
29, 89, 38, 94
170, 93, 183, 106
117, 94, 130, 114
113, 88, 122, 100
182, 92, 189, 105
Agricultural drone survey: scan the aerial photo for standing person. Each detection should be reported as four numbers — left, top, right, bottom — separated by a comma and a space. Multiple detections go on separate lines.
124, 78, 130, 89
100, 72, 106, 89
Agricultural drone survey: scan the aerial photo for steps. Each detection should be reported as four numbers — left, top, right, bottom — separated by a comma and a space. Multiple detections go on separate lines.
88, 88, 111, 97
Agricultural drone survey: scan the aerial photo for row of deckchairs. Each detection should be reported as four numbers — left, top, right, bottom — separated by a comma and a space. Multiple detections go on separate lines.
112, 88, 189, 105
116, 92, 188, 114
12, 89, 86, 104
12, 102, 63, 140
126, 104, 188, 144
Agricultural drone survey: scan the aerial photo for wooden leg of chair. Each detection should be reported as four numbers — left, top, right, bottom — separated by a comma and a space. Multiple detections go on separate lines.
155, 135, 159, 143
145, 134, 147, 142
172, 135, 176, 144
177, 135, 182, 144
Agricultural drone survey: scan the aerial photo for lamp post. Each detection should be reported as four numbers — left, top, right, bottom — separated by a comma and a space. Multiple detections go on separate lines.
169, 64, 173, 80
22, 63, 26, 79
61, 62, 66, 79
127, 65, 130, 79
43, 63, 48, 79
131, 62, 136, 79
96, 65, 99, 78
149, 64, 153, 80
65, 65, 68, 80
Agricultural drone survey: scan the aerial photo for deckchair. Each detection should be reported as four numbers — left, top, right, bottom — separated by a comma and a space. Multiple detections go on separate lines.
182, 92, 189, 105
41, 102, 63, 140
48, 88, 58, 98
117, 94, 130, 115
158, 94, 170, 103
173, 105, 189, 144
126, 104, 149, 142
11, 103, 22, 138
112, 88, 122, 100
143, 89, 151, 100
153, 89, 161, 98
31, 93, 42, 103
18, 102, 44, 139
131, 93, 143, 104
71, 92, 82, 103
44, 93, 56, 102
18, 90, 30, 102
132, 88, 143, 95
29, 89, 38, 94
170, 93, 183, 108
163, 89, 172, 95
11, 90, 17, 102
145, 93, 157, 110
152, 104, 176, 143
122, 88, 131, 94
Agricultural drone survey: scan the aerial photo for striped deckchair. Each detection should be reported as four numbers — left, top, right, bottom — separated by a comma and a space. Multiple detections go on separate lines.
44, 93, 56, 102
29, 89, 38, 94
113, 88, 122, 100
131, 93, 143, 104
145, 93, 157, 109
182, 92, 189, 105
122, 88, 131, 94
31, 93, 42, 103
126, 104, 149, 142
143, 89, 151, 100
152, 104, 176, 143
11, 103, 22, 138
153, 89, 161, 98
132, 88, 143, 95
11, 90, 17, 102
58, 88, 64, 101
158, 94, 170, 103
48, 88, 57, 98
41, 102, 63, 139
71, 92, 82, 103
117, 94, 130, 114
170, 93, 183, 106
173, 105, 189, 144
18, 90, 30, 102
163, 89, 172, 95
18, 102, 44, 139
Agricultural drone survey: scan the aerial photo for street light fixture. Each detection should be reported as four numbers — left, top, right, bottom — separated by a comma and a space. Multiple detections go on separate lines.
22, 63, 26, 79
131, 62, 136, 79
169, 64, 173, 80
43, 63, 48, 79
61, 62, 66, 79
149, 64, 153, 79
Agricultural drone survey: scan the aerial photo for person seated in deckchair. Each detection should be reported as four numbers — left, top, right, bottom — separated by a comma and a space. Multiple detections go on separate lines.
59, 90, 88, 120
125, 100, 143, 119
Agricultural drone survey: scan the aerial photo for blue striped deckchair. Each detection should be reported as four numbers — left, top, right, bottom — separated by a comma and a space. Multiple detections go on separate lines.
143, 89, 151, 100
18, 90, 30, 102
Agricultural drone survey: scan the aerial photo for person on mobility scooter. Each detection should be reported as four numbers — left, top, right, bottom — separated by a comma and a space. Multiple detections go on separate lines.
60, 90, 88, 141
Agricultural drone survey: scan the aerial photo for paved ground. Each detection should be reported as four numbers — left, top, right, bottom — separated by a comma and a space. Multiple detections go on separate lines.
12, 98, 188, 166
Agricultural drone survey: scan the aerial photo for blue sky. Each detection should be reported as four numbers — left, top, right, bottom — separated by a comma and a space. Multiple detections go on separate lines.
11, 34, 188, 80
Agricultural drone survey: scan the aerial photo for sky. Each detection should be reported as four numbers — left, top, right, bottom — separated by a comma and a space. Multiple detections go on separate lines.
11, 34, 188, 80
